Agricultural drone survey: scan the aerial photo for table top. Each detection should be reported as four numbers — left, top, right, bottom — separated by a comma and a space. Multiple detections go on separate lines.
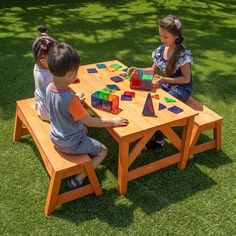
70, 60, 198, 139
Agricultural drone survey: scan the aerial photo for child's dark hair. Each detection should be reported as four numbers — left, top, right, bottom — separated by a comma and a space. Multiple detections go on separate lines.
48, 43, 81, 77
159, 15, 184, 77
32, 26, 56, 61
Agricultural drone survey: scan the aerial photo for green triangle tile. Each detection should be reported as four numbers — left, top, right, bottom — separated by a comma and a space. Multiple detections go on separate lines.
164, 97, 176, 102
110, 64, 122, 69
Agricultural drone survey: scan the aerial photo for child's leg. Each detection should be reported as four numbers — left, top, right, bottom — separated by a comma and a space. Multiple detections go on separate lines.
168, 88, 190, 102
146, 131, 165, 150
75, 145, 107, 184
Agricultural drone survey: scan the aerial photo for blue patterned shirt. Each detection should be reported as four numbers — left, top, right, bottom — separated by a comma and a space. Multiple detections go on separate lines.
152, 45, 193, 94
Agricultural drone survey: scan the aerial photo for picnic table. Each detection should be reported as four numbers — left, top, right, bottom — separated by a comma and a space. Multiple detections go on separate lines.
70, 60, 198, 195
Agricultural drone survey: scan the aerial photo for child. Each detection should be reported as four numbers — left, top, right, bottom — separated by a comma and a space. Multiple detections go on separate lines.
32, 26, 56, 121
46, 43, 129, 189
129, 15, 193, 150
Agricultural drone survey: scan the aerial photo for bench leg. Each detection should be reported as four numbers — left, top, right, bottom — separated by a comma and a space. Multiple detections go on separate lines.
45, 170, 61, 216
189, 125, 200, 156
177, 116, 195, 170
84, 162, 103, 196
13, 106, 23, 141
214, 121, 222, 151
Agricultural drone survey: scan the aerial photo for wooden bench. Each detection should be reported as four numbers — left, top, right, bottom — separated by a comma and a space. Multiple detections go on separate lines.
185, 97, 223, 156
13, 98, 103, 216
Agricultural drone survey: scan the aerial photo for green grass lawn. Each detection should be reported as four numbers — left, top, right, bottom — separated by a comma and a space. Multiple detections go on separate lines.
0, 0, 236, 235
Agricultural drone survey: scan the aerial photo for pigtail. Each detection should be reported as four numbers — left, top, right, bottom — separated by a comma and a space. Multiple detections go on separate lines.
165, 41, 184, 77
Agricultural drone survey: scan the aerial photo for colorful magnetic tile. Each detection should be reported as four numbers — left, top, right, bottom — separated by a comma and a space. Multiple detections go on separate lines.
91, 92, 102, 109
130, 78, 141, 89
111, 108, 123, 115
158, 103, 166, 110
141, 79, 152, 91
96, 63, 107, 69
106, 67, 117, 72
124, 91, 135, 97
142, 73, 153, 80
106, 84, 120, 90
110, 63, 122, 69
101, 99, 112, 112
119, 72, 130, 80
164, 97, 176, 102
151, 94, 159, 99
142, 93, 155, 116
98, 89, 110, 99
87, 68, 98, 73
121, 95, 132, 101
123, 68, 129, 72
110, 76, 123, 82
143, 69, 154, 75
108, 94, 119, 111
168, 106, 183, 114
119, 72, 127, 77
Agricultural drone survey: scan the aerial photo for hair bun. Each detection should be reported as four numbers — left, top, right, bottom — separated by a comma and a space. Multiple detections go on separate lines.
37, 25, 47, 35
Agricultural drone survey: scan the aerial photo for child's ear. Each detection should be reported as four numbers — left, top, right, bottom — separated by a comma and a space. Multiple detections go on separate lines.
39, 57, 47, 65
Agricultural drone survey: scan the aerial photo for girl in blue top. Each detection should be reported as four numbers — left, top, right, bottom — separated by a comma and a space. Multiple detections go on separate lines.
152, 15, 193, 101
129, 15, 193, 150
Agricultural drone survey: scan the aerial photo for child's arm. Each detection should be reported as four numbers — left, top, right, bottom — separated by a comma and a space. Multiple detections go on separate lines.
68, 96, 128, 127
152, 63, 191, 88
75, 92, 86, 103
81, 115, 129, 128
128, 63, 158, 76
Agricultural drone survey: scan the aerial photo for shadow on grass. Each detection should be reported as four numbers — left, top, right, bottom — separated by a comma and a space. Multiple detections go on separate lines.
0, 0, 236, 121
15, 126, 232, 227
45, 129, 231, 226
52, 148, 231, 227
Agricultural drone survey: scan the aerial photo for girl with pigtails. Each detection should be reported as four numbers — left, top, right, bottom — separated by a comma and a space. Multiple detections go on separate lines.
32, 26, 57, 121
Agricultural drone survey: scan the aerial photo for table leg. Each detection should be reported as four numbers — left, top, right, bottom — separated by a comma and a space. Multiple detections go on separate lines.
118, 139, 129, 195
177, 116, 195, 170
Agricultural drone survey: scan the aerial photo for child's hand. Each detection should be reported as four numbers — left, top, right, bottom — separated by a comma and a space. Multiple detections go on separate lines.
152, 75, 164, 88
112, 117, 129, 127
75, 92, 86, 103
127, 67, 137, 76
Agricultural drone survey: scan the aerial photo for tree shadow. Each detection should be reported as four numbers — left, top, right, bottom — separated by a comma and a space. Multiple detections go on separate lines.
0, 0, 235, 120
52, 149, 232, 226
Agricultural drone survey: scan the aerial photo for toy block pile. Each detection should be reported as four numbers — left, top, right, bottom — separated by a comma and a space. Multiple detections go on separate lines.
130, 69, 154, 91
91, 88, 120, 113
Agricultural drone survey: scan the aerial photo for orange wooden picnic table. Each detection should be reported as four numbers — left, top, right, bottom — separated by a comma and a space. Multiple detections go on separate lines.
70, 60, 198, 195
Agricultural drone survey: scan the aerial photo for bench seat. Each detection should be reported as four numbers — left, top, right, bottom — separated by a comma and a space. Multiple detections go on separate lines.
185, 97, 223, 155
13, 98, 103, 216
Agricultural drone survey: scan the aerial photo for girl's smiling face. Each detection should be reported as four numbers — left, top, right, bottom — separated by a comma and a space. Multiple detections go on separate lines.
159, 27, 178, 47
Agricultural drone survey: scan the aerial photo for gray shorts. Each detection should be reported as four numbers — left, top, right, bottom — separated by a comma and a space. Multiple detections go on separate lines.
56, 136, 103, 157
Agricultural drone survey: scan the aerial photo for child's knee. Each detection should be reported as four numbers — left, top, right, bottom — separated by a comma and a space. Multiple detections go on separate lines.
100, 145, 108, 158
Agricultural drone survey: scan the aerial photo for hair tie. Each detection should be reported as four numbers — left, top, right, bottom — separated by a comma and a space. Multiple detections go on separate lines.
174, 19, 181, 29
40, 44, 47, 50
44, 39, 50, 45
40, 32, 47, 37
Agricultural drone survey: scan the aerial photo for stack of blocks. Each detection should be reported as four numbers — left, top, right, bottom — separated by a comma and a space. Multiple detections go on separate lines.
130, 69, 153, 91
91, 88, 119, 113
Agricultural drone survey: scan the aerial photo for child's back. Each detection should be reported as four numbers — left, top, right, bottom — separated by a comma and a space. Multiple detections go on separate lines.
32, 26, 56, 121
47, 43, 129, 189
